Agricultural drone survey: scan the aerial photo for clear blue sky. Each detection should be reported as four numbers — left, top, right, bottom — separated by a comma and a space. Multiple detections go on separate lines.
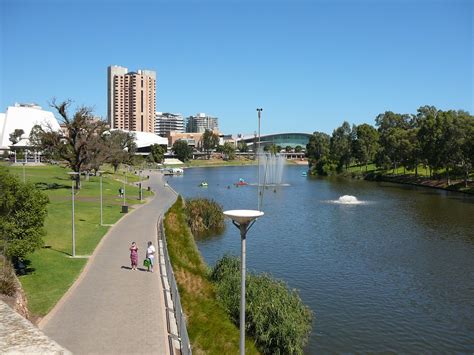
1, 0, 472, 135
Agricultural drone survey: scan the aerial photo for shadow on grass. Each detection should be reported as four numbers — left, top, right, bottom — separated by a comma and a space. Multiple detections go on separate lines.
35, 182, 70, 190
16, 259, 36, 275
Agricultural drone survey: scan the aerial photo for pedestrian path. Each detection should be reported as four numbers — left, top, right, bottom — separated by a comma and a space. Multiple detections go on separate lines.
41, 171, 177, 354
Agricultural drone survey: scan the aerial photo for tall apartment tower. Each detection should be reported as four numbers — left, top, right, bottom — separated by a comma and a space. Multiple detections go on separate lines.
107, 65, 156, 132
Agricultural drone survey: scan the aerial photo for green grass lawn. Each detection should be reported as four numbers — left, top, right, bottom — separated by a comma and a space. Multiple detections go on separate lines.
164, 197, 259, 354
6, 164, 152, 316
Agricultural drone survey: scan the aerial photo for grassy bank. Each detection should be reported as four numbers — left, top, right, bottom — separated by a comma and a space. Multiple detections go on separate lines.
164, 197, 259, 354
5, 164, 152, 316
341, 164, 474, 194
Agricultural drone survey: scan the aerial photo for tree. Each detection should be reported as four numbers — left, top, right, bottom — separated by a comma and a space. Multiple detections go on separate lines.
237, 141, 248, 152
285, 146, 293, 153
353, 124, 379, 171
222, 142, 236, 160
0, 168, 49, 261
172, 140, 193, 162
202, 129, 219, 159
263, 144, 279, 155
294, 145, 303, 153
150, 144, 166, 163
330, 121, 353, 171
306, 132, 331, 175
9, 129, 25, 145
104, 130, 137, 173
375, 111, 411, 172
30, 100, 109, 189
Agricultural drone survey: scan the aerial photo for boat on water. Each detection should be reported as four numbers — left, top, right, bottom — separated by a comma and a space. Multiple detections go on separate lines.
163, 167, 184, 176
302, 171, 308, 177
234, 178, 248, 186
199, 181, 208, 187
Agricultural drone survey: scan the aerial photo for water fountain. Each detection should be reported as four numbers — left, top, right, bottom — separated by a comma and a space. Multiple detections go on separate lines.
258, 151, 286, 186
331, 195, 368, 205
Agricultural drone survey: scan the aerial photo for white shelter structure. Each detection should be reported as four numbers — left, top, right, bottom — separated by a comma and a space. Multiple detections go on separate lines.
111, 129, 168, 154
0, 104, 61, 161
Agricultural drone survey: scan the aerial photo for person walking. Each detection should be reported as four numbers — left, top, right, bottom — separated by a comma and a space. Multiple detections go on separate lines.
146, 241, 156, 272
129, 242, 138, 270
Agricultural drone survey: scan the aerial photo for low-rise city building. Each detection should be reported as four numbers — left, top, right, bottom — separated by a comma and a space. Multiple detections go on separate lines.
186, 113, 219, 133
155, 112, 184, 137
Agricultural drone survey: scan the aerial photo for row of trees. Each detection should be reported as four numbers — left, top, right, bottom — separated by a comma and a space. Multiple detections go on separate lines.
306, 106, 474, 186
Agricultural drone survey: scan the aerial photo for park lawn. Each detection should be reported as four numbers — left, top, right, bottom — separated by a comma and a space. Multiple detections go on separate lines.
6, 164, 152, 316
164, 197, 259, 354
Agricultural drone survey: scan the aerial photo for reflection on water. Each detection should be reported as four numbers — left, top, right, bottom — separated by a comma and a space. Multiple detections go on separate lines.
168, 166, 474, 353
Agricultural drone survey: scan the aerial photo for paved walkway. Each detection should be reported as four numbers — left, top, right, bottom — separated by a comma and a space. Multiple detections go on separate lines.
41, 171, 177, 354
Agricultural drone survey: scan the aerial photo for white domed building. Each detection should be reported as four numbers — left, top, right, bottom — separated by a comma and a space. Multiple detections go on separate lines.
0, 103, 61, 162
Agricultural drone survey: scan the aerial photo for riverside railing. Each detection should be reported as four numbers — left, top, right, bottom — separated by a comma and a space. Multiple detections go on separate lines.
158, 217, 192, 355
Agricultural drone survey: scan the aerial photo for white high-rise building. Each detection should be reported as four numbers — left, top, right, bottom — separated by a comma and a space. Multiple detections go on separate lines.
155, 112, 184, 137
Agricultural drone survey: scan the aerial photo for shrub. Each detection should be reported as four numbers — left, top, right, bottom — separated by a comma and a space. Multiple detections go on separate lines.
0, 167, 49, 259
0, 256, 18, 296
185, 198, 225, 236
210, 255, 313, 354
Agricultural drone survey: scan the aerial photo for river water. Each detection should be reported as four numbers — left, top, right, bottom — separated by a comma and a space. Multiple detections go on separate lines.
167, 165, 474, 353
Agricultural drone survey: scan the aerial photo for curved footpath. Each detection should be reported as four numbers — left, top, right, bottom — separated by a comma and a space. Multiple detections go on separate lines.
41, 171, 177, 354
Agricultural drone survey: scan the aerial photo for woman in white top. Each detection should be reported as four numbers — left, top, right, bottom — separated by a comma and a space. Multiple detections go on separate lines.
146, 241, 156, 272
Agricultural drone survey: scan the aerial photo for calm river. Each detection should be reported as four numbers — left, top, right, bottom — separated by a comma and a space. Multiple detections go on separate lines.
167, 165, 474, 353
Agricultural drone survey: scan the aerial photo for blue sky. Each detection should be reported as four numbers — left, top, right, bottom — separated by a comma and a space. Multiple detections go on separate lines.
1, 0, 472, 135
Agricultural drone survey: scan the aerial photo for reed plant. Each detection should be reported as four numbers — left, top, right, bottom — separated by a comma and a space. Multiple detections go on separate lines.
184, 198, 225, 236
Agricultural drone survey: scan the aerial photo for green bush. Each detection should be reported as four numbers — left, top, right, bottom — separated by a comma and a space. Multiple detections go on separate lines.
185, 198, 225, 236
0, 167, 49, 259
210, 255, 313, 354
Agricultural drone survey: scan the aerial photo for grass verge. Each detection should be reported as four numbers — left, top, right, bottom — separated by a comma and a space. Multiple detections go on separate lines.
164, 196, 259, 354
5, 164, 152, 316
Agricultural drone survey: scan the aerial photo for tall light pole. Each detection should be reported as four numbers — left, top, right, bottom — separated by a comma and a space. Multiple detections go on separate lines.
139, 170, 143, 201
256, 108, 263, 211
223, 209, 264, 355
67, 172, 80, 257
98, 171, 105, 226
122, 171, 128, 213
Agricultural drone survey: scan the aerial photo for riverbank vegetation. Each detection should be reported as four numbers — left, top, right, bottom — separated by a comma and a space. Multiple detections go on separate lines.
306, 106, 474, 193
185, 198, 225, 236
164, 197, 259, 354
1, 164, 150, 316
165, 196, 312, 354
210, 255, 313, 354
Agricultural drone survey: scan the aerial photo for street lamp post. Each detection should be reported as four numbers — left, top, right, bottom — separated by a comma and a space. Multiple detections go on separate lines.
22, 162, 26, 183
139, 170, 143, 201
122, 171, 128, 213
256, 108, 263, 211
67, 172, 80, 257
98, 171, 105, 226
223, 209, 264, 355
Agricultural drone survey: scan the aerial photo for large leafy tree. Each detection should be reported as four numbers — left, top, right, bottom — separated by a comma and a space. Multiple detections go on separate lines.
353, 124, 379, 171
375, 111, 411, 171
330, 121, 353, 171
237, 141, 248, 153
222, 142, 236, 160
105, 130, 137, 172
30, 100, 109, 189
0, 168, 48, 260
202, 129, 219, 159
172, 140, 193, 162
149, 144, 166, 163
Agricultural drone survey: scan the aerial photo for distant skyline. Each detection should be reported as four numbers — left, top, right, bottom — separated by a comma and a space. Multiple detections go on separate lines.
1, 0, 472, 135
